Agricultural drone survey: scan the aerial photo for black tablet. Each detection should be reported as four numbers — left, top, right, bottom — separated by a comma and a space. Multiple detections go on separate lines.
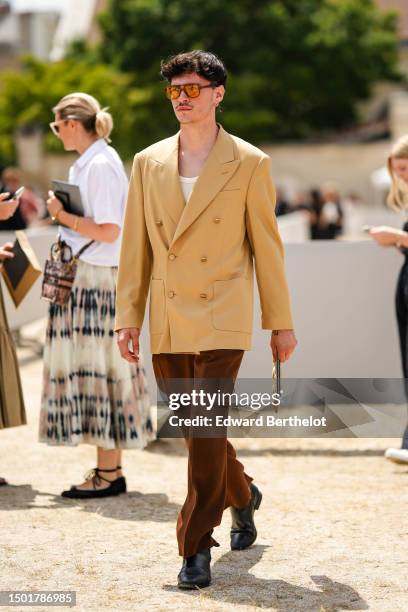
51, 180, 85, 217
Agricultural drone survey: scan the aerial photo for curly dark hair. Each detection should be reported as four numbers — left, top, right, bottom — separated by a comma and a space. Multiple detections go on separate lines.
160, 50, 227, 87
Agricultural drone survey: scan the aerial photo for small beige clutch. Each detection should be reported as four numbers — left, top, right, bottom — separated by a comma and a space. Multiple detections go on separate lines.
1, 230, 42, 307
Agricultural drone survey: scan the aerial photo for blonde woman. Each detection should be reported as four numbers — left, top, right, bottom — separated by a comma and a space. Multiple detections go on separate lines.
39, 93, 154, 497
0, 192, 26, 486
369, 135, 408, 464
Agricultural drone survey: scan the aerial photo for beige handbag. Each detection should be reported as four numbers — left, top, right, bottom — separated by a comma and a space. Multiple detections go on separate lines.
41, 237, 94, 306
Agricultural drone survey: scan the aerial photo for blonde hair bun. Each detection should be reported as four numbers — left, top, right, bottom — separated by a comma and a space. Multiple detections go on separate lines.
53, 93, 113, 142
95, 107, 113, 142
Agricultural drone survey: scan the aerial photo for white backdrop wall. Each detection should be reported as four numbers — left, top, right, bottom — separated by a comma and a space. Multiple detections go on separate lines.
1, 230, 404, 391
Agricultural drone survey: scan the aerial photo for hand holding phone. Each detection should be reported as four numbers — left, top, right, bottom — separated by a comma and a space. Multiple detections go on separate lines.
0, 192, 18, 221
12, 186, 25, 200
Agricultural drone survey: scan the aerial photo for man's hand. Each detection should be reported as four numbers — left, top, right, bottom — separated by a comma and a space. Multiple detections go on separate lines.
271, 329, 297, 363
0, 242, 15, 262
116, 327, 140, 363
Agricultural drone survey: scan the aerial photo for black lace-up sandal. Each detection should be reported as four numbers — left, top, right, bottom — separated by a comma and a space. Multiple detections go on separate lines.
61, 467, 122, 499
115, 465, 127, 494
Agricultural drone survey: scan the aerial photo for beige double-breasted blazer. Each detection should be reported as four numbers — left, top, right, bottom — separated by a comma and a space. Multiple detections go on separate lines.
115, 125, 294, 353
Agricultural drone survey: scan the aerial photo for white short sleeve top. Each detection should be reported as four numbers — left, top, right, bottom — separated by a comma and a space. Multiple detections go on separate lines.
59, 139, 128, 266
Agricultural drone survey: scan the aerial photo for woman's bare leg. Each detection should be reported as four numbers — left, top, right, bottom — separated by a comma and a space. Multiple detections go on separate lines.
75, 447, 120, 490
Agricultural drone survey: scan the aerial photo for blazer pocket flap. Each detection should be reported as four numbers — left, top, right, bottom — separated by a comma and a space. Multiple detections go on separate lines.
212, 277, 252, 333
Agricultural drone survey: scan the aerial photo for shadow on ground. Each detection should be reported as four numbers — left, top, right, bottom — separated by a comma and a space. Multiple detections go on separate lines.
235, 448, 385, 458
148, 439, 386, 458
163, 545, 368, 611
0, 484, 179, 522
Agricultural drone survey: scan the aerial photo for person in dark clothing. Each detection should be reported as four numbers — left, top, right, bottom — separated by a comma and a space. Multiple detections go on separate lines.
310, 183, 343, 240
275, 189, 291, 216
0, 203, 25, 230
0, 169, 26, 230
369, 135, 408, 464
309, 188, 325, 240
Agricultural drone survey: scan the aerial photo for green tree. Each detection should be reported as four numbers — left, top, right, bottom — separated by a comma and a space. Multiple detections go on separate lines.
94, 0, 401, 140
0, 56, 172, 163
0, 0, 402, 164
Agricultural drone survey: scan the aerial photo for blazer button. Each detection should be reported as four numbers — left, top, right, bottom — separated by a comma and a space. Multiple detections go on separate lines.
200, 256, 207, 262
156, 219, 163, 225
213, 217, 221, 223
200, 292, 208, 299
168, 253, 176, 260
168, 290, 175, 298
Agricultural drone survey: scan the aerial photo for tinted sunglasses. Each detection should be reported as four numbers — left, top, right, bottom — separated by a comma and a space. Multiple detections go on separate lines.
165, 83, 216, 100
49, 115, 78, 136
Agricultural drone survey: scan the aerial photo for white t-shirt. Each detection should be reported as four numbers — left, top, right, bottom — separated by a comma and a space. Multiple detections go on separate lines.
59, 139, 128, 266
179, 175, 198, 203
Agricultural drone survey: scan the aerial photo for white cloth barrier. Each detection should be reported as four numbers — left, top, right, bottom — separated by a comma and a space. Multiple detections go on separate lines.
245, 240, 402, 379
2, 212, 308, 331
1, 228, 404, 383
277, 210, 309, 242
138, 240, 404, 391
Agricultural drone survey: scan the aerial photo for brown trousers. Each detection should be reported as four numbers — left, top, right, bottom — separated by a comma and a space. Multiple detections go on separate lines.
152, 349, 252, 557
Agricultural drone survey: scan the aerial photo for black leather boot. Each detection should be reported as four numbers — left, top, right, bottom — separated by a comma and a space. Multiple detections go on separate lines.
177, 548, 211, 589
230, 483, 262, 550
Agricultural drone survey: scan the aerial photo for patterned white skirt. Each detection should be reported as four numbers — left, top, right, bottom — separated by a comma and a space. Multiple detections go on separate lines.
39, 260, 155, 449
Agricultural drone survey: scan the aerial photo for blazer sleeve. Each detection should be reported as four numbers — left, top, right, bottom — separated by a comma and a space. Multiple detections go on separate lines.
245, 155, 294, 331
114, 154, 152, 331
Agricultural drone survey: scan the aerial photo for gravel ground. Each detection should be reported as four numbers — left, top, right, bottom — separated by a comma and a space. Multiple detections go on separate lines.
1, 350, 407, 612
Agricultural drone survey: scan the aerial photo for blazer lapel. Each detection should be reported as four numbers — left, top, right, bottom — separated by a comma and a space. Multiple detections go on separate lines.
149, 134, 185, 227
170, 125, 240, 246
